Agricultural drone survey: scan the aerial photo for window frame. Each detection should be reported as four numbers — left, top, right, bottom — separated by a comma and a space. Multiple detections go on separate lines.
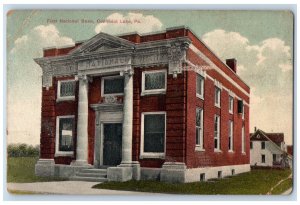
261, 154, 266, 163
101, 75, 124, 97
215, 87, 221, 108
195, 107, 204, 151
250, 141, 253, 149
196, 73, 205, 100
261, 141, 266, 150
228, 120, 234, 152
55, 115, 75, 156
241, 125, 245, 153
57, 79, 76, 102
140, 111, 166, 159
214, 115, 221, 151
229, 95, 234, 114
141, 70, 167, 96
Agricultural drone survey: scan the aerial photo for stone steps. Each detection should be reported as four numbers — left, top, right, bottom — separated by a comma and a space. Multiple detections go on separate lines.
70, 168, 108, 182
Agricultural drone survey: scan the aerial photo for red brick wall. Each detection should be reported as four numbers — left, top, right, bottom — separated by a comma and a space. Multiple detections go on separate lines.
185, 57, 250, 169
40, 76, 78, 165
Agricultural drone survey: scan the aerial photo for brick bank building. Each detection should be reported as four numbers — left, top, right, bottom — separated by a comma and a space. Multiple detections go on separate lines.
35, 26, 250, 183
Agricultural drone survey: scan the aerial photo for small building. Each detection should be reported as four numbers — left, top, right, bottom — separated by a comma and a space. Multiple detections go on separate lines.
34, 26, 250, 183
250, 128, 292, 168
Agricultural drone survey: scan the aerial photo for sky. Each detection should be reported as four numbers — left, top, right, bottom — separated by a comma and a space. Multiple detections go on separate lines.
6, 10, 293, 145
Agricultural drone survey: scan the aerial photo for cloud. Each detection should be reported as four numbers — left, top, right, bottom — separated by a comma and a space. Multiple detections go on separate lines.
95, 12, 163, 35
7, 24, 74, 145
202, 29, 293, 144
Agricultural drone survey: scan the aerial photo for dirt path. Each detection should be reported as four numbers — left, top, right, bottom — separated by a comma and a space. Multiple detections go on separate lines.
266, 173, 292, 195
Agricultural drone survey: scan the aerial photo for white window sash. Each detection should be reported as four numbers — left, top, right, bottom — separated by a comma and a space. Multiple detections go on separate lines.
195, 108, 204, 150
140, 112, 166, 159
196, 74, 204, 100
141, 70, 167, 96
101, 75, 124, 97
55, 115, 75, 156
57, 79, 76, 102
214, 115, 220, 151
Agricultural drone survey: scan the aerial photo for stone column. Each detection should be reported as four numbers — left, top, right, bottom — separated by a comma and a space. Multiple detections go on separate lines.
120, 69, 134, 165
71, 74, 90, 167
107, 68, 140, 181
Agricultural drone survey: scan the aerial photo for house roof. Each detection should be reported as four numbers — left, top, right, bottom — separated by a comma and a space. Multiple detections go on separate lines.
250, 129, 284, 146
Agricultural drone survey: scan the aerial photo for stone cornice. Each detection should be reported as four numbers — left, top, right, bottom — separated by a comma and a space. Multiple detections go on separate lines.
34, 35, 192, 87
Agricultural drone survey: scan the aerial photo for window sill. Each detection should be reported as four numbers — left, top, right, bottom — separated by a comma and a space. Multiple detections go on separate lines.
215, 104, 221, 108
102, 93, 124, 97
56, 97, 75, 103
195, 147, 205, 152
228, 150, 234, 153
141, 90, 166, 96
55, 152, 74, 157
229, 111, 233, 115
196, 94, 204, 100
214, 149, 222, 153
241, 152, 246, 155
140, 154, 165, 159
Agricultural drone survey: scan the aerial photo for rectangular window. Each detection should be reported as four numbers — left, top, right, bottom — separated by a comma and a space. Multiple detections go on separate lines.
261, 141, 265, 149
218, 171, 222, 179
250, 141, 253, 149
57, 80, 75, 101
55, 116, 75, 155
228, 120, 233, 151
196, 108, 204, 150
273, 154, 277, 162
196, 74, 204, 99
261, 154, 265, 163
141, 112, 166, 158
142, 70, 167, 95
231, 169, 235, 175
229, 96, 234, 114
214, 115, 220, 151
215, 87, 221, 107
242, 125, 245, 153
101, 76, 124, 96
242, 105, 245, 120
200, 173, 205, 182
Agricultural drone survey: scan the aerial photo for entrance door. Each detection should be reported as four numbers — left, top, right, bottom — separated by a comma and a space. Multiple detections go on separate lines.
103, 123, 122, 166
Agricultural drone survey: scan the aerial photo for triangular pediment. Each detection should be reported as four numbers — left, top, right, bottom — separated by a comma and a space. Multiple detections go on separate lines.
250, 130, 268, 141
70, 32, 135, 55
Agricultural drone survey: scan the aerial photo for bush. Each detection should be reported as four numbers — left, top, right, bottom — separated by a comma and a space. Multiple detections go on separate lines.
7, 143, 39, 157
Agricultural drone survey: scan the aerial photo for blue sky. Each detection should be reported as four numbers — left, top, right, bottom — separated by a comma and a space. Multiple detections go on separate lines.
7, 10, 293, 145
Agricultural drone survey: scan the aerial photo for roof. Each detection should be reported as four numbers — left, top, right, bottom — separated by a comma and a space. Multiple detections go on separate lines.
287, 145, 293, 156
250, 129, 284, 146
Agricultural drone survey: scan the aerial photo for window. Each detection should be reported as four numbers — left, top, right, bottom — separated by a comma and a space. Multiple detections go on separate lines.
142, 70, 167, 95
241, 125, 245, 153
231, 169, 235, 175
196, 74, 204, 99
218, 171, 222, 179
242, 105, 245, 120
229, 96, 234, 114
101, 76, 124, 96
57, 80, 75, 101
228, 120, 233, 151
261, 141, 265, 150
55, 116, 75, 155
238, 100, 243, 114
261, 154, 265, 163
195, 108, 204, 150
214, 115, 220, 151
141, 112, 166, 158
215, 87, 221, 107
273, 154, 277, 162
250, 141, 253, 149
200, 173, 205, 182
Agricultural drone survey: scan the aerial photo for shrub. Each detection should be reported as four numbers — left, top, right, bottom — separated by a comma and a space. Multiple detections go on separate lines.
7, 143, 39, 157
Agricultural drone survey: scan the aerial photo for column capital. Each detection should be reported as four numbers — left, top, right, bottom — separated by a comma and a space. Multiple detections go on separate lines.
75, 74, 93, 83
120, 69, 134, 77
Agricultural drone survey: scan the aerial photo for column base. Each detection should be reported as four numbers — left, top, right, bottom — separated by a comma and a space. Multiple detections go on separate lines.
35, 159, 55, 177
160, 162, 186, 183
107, 161, 140, 182
70, 160, 92, 167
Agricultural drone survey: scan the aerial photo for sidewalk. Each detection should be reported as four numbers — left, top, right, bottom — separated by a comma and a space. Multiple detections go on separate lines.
7, 181, 159, 195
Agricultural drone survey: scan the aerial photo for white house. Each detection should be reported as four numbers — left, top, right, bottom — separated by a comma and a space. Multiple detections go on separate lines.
250, 128, 292, 168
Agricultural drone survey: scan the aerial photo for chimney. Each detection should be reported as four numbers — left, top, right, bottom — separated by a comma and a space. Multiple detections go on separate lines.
254, 127, 257, 132
226, 58, 237, 73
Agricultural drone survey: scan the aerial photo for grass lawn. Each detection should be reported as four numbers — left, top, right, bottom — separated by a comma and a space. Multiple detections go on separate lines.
271, 178, 293, 195
93, 169, 292, 195
7, 157, 67, 183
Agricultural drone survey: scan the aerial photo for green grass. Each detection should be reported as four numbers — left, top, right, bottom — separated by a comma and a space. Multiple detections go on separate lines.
7, 157, 67, 183
271, 178, 293, 195
93, 169, 292, 195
